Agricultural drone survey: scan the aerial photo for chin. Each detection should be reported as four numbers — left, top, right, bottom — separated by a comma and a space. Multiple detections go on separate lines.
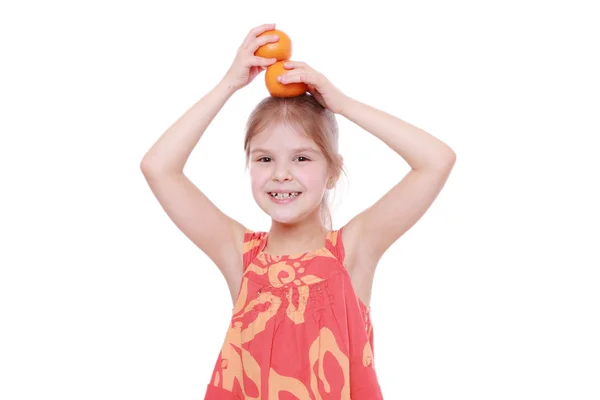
254, 198, 297, 223
262, 206, 302, 225
274, 211, 310, 225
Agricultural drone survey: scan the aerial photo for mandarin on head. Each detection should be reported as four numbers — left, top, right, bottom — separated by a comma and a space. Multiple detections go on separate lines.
255, 29, 292, 61
265, 60, 308, 98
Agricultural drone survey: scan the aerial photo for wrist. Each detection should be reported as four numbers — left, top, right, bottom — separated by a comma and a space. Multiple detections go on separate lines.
216, 77, 239, 98
339, 95, 357, 118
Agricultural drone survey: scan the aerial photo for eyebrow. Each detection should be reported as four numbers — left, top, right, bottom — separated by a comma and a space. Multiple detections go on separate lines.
250, 147, 319, 154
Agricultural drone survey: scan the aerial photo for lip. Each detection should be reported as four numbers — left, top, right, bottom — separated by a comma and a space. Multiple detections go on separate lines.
267, 191, 302, 204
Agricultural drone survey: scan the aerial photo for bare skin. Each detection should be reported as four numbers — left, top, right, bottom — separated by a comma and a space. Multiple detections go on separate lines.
141, 23, 456, 308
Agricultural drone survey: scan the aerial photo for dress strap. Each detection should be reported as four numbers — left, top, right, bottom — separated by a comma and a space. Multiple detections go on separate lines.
325, 227, 346, 264
242, 229, 266, 272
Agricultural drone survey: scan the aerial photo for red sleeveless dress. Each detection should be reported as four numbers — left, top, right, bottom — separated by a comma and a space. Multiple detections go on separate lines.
204, 227, 384, 399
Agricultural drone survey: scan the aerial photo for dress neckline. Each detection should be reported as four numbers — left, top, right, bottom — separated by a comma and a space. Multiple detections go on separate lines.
258, 230, 332, 258
250, 228, 372, 311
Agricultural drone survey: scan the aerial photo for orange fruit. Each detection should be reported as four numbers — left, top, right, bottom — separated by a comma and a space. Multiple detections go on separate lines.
255, 29, 292, 61
265, 61, 308, 97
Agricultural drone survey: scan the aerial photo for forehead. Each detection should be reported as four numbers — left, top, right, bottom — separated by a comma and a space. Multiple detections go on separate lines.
250, 122, 317, 151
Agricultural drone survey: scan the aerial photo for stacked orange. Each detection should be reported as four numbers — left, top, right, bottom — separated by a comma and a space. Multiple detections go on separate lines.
255, 29, 307, 97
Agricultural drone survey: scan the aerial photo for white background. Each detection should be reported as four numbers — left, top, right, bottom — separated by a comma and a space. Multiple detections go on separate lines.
1, 0, 599, 399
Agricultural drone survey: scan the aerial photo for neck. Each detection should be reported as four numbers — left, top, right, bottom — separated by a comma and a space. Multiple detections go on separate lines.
266, 218, 329, 255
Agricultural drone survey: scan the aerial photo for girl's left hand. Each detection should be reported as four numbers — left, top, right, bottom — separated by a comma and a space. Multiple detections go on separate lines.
278, 61, 350, 114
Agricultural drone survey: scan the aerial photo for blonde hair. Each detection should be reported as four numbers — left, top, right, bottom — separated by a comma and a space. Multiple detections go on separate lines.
244, 94, 345, 229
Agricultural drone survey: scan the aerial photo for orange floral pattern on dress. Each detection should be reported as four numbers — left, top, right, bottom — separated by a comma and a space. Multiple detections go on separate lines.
204, 228, 383, 399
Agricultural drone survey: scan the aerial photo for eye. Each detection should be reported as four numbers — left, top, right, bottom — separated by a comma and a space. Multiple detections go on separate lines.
257, 156, 272, 162
295, 156, 310, 162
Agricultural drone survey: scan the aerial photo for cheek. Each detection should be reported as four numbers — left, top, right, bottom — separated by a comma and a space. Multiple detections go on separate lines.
296, 164, 328, 189
249, 166, 269, 192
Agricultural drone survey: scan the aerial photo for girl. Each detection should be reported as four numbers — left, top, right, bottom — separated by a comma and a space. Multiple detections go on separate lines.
141, 23, 456, 400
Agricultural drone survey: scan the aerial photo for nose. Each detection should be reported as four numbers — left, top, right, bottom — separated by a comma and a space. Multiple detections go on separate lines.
272, 161, 292, 182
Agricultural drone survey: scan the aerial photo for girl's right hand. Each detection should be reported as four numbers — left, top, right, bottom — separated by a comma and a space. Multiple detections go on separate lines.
222, 24, 279, 91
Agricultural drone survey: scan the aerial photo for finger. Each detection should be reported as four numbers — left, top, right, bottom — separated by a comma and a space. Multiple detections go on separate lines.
250, 55, 278, 67
249, 33, 280, 52
249, 23, 276, 37
252, 66, 267, 76
278, 71, 315, 85
283, 60, 308, 70
308, 89, 325, 106
241, 23, 276, 48
281, 68, 322, 84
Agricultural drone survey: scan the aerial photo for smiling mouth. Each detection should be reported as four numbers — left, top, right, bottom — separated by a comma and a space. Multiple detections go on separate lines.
268, 192, 302, 199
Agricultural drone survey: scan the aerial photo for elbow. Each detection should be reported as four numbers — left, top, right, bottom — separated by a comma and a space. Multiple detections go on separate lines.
140, 154, 164, 176
433, 147, 456, 170
140, 154, 182, 176
445, 148, 457, 165
140, 155, 154, 174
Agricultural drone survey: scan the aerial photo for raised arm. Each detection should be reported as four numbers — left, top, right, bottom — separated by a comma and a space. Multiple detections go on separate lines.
140, 24, 279, 296
271, 60, 456, 271
340, 97, 457, 268
140, 80, 245, 280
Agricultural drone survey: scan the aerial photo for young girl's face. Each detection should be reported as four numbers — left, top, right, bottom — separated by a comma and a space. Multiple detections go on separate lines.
248, 122, 331, 225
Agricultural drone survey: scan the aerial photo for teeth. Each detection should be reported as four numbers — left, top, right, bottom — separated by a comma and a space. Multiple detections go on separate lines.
270, 192, 300, 199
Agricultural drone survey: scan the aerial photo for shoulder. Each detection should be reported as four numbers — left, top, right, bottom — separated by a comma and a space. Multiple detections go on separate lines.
243, 229, 266, 252
242, 229, 267, 269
